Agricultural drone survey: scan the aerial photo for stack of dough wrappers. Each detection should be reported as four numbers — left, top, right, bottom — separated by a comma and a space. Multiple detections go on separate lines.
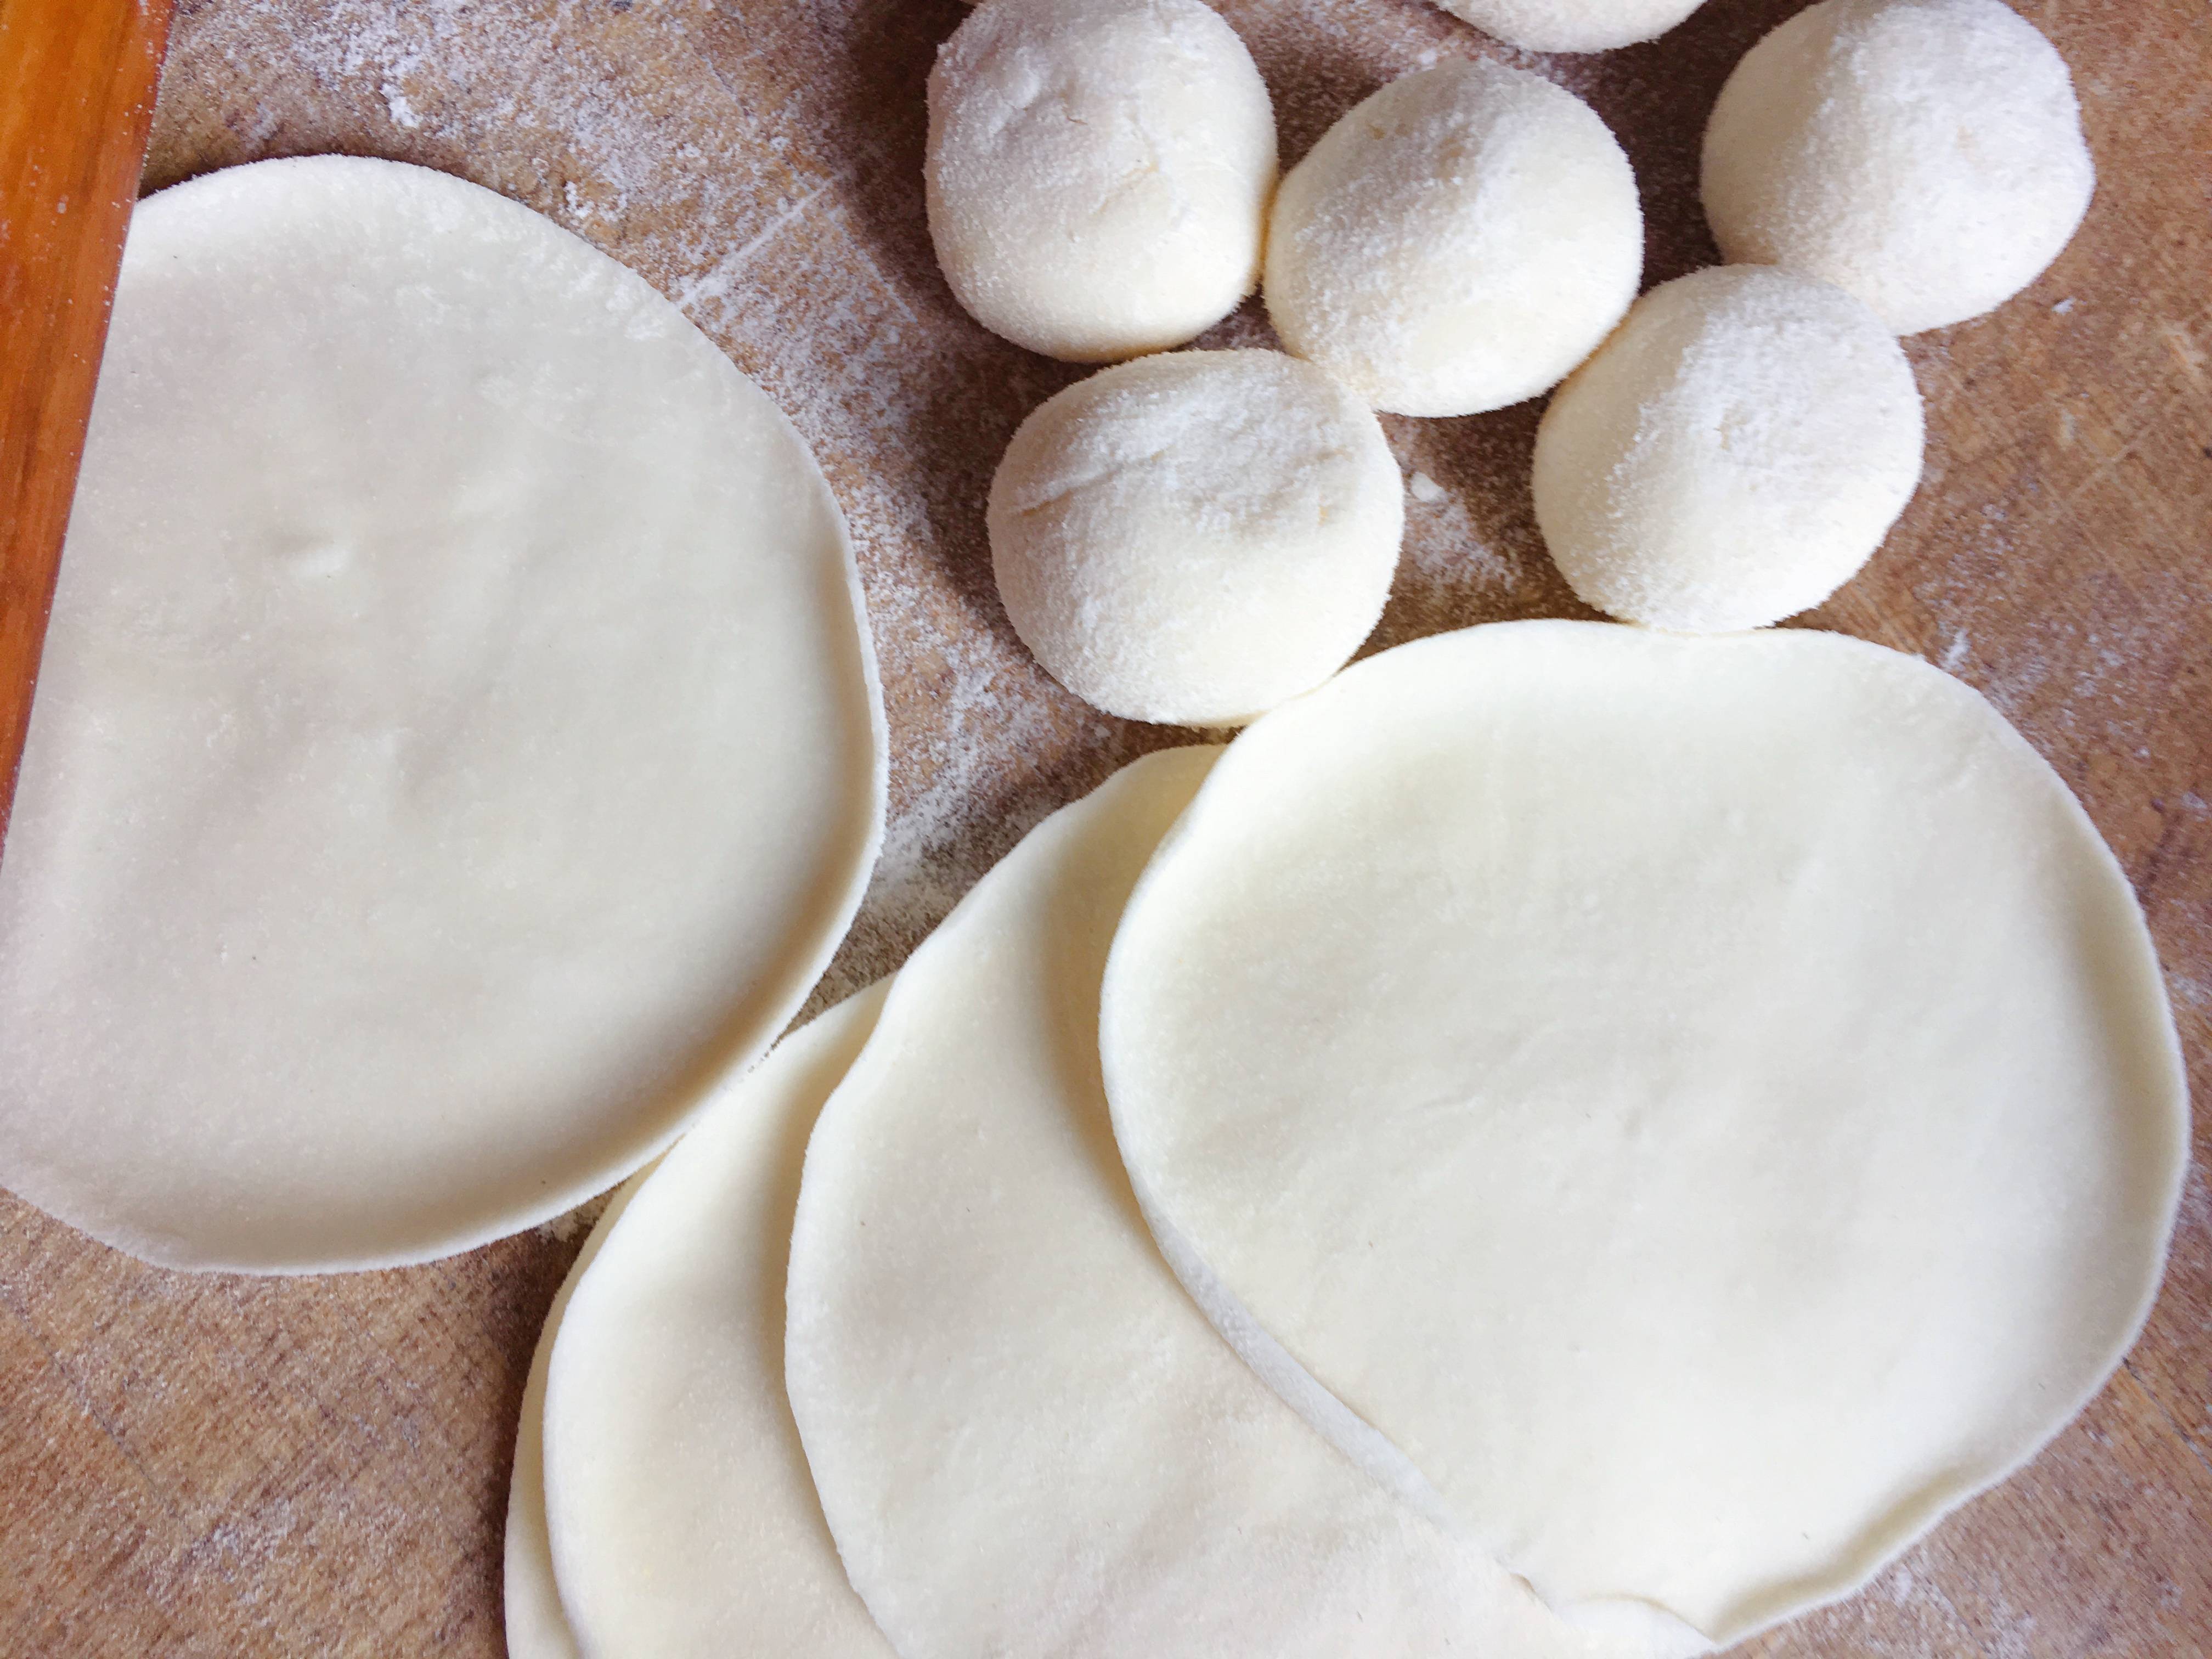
511, 623, 2186, 1659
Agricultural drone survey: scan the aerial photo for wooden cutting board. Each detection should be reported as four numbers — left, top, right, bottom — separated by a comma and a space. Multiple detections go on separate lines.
2, 0, 2206, 1652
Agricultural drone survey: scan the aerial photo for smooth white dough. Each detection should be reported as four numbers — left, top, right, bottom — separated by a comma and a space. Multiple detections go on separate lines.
505, 1172, 651, 1659
1701, 0, 2095, 334
927, 0, 1277, 362
0, 157, 884, 1271
1102, 623, 2186, 1645
1265, 59, 1642, 416
1436, 0, 1707, 53
540, 989, 894, 1659
1532, 265, 1924, 633
989, 350, 1404, 726
786, 749, 1676, 1659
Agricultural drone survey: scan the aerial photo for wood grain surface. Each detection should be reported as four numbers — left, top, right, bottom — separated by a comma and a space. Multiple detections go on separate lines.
2, 0, 2207, 1654
0, 0, 172, 845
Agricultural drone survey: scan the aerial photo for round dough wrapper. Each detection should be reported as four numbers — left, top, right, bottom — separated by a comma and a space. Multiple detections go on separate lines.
540, 988, 893, 1659
1701, 0, 2095, 335
505, 1172, 652, 1659
989, 350, 1404, 726
1102, 622, 2186, 1644
1436, 0, 1706, 53
927, 0, 1277, 362
1532, 266, 1923, 633
1265, 59, 1641, 417
786, 749, 1681, 1659
0, 157, 885, 1272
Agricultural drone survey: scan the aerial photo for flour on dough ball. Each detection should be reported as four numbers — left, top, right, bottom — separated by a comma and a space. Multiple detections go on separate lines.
1702, 0, 2094, 335
927, 0, 1276, 363
990, 351, 1403, 726
1436, 0, 1707, 53
1266, 60, 1641, 417
1533, 266, 1923, 634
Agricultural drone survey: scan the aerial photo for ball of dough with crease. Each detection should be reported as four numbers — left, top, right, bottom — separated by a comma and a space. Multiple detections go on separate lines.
1533, 265, 1924, 634
990, 350, 1403, 727
927, 0, 1277, 363
1266, 59, 1643, 417
1701, 0, 2095, 335
1436, 0, 1707, 53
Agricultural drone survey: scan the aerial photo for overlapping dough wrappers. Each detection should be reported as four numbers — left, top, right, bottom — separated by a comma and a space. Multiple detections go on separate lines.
515, 990, 895, 1659
787, 748, 1673, 1658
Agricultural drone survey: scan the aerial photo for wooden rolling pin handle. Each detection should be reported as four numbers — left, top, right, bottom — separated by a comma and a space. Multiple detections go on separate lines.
0, 0, 174, 856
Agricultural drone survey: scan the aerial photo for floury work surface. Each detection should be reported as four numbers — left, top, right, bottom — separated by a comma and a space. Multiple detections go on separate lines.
1, 0, 2207, 1652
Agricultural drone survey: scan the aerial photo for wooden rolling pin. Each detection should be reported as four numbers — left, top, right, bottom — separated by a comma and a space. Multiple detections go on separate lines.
0, 0, 174, 852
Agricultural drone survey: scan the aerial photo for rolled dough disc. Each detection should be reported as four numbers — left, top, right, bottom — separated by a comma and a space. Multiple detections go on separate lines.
1102, 622, 2186, 1644
504, 1172, 651, 1659
539, 988, 893, 1659
784, 748, 1679, 1659
0, 157, 885, 1271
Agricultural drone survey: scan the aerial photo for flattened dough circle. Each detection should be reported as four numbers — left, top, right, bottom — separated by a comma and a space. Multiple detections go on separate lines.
786, 749, 1670, 1659
1101, 622, 2186, 1644
538, 988, 894, 1659
0, 157, 885, 1271
505, 1171, 649, 1659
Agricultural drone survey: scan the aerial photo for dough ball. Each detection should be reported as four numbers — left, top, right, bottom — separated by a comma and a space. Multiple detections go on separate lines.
989, 349, 1404, 726
1532, 265, 1924, 634
1265, 59, 1643, 417
1435, 0, 1707, 53
927, 0, 1276, 362
1701, 0, 2095, 335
